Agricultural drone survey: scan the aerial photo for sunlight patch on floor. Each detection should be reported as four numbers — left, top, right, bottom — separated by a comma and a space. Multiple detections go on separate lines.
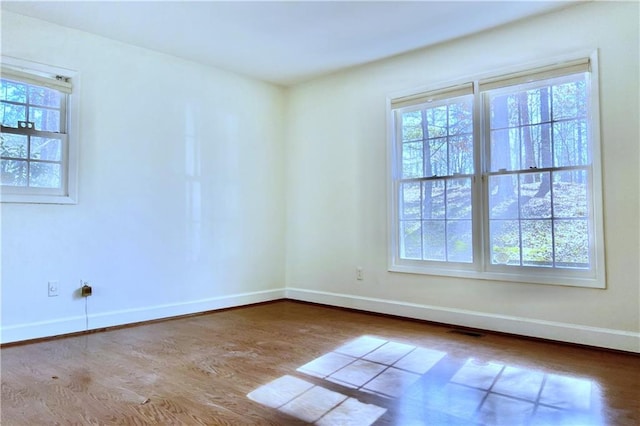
247, 375, 386, 425
247, 335, 602, 425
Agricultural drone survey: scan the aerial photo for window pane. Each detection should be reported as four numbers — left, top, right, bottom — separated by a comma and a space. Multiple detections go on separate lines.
446, 178, 471, 219
422, 180, 444, 219
553, 170, 588, 218
29, 162, 61, 188
520, 126, 537, 169
0, 80, 27, 103
522, 220, 552, 267
423, 220, 445, 261
28, 85, 61, 108
448, 99, 473, 135
552, 79, 587, 120
29, 107, 61, 132
426, 105, 447, 137
520, 172, 551, 219
553, 119, 588, 166
402, 142, 423, 178
554, 219, 589, 268
520, 123, 552, 169
30, 137, 62, 161
490, 94, 519, 129
449, 135, 473, 174
489, 174, 518, 219
490, 220, 520, 265
520, 88, 550, 125
491, 87, 553, 172
1, 159, 28, 186
1, 133, 28, 158
400, 221, 422, 260
402, 111, 422, 142
428, 137, 447, 176
490, 128, 519, 171
400, 182, 421, 219
1, 103, 26, 127
447, 220, 472, 262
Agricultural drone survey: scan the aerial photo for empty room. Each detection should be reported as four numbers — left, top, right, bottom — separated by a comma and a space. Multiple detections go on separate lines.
1, 1, 639, 425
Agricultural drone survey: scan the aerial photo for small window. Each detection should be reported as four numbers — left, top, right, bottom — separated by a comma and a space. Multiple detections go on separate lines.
388, 53, 605, 288
1, 59, 77, 204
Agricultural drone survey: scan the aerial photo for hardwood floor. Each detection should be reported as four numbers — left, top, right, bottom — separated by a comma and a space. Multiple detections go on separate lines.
1, 300, 638, 425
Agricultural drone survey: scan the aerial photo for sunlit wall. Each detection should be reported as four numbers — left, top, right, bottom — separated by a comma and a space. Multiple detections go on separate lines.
0, 11, 286, 342
284, 1, 639, 351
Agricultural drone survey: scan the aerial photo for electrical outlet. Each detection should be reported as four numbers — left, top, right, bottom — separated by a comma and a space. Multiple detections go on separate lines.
48, 281, 59, 297
81, 283, 92, 297
356, 267, 364, 281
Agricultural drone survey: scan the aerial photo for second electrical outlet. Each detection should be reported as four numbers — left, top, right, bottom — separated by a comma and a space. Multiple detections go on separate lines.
48, 281, 59, 297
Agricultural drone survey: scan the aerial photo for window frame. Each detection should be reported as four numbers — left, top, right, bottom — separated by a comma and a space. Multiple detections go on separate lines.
387, 51, 605, 288
1, 56, 78, 204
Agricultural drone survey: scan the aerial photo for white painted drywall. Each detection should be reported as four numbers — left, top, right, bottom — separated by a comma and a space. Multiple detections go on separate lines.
2, 2, 638, 351
0, 12, 286, 342
284, 2, 640, 350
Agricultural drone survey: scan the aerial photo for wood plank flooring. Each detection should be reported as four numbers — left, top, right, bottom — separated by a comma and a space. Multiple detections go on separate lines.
1, 300, 638, 425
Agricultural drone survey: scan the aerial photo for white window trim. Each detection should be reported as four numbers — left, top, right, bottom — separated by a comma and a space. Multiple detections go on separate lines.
1, 56, 79, 204
386, 50, 605, 289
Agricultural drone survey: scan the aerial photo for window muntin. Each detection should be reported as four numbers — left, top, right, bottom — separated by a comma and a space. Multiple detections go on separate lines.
389, 56, 604, 287
1, 62, 74, 202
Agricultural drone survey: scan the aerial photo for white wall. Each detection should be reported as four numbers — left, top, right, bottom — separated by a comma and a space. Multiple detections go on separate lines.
285, 2, 640, 352
1, 12, 286, 342
2, 2, 639, 352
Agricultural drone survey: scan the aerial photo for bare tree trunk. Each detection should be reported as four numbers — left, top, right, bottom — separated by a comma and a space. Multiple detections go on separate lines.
535, 88, 552, 198
519, 92, 535, 183
493, 95, 514, 198
421, 109, 433, 218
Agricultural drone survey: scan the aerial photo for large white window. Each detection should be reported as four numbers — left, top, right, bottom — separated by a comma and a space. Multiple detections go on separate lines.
388, 54, 605, 288
1, 58, 77, 204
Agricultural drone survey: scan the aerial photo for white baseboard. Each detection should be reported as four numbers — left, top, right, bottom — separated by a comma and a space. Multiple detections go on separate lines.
0, 288, 286, 344
285, 288, 640, 353
4, 287, 638, 353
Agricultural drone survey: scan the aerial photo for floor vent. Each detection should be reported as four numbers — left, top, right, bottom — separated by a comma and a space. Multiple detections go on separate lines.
448, 329, 484, 338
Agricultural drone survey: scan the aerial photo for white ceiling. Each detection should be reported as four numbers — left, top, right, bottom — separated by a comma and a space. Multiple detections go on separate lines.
1, 1, 577, 86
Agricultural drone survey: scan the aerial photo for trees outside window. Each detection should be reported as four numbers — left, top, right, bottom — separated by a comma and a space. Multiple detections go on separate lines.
398, 95, 474, 263
1, 60, 76, 204
389, 55, 605, 288
487, 75, 590, 269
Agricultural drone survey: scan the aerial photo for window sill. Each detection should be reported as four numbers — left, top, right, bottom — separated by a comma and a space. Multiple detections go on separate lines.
388, 262, 605, 289
1, 192, 77, 204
